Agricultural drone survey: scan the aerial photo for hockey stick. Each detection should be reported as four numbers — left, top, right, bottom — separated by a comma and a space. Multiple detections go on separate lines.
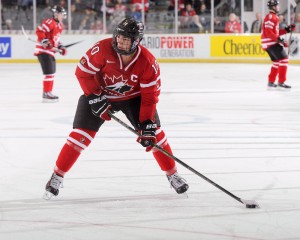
21, 25, 83, 49
108, 111, 260, 209
63, 40, 83, 48
288, 0, 297, 55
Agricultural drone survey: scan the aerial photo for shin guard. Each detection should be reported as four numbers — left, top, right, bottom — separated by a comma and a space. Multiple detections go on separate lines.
268, 61, 279, 83
278, 58, 289, 84
55, 128, 96, 176
43, 74, 55, 92
152, 128, 177, 175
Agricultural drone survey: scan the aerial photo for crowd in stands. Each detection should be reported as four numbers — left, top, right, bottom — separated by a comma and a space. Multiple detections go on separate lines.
0, 0, 299, 34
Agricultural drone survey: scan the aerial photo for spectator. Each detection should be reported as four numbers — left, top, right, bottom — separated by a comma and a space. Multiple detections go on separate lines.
236, 15, 249, 33
108, 0, 127, 32
198, 3, 211, 32
131, 0, 149, 12
15, 0, 32, 21
179, 2, 203, 33
91, 19, 104, 32
251, 12, 262, 33
126, 4, 142, 21
193, 0, 210, 15
78, 7, 96, 30
214, 16, 226, 33
225, 13, 241, 33
294, 13, 300, 33
168, 0, 185, 11
278, 14, 287, 29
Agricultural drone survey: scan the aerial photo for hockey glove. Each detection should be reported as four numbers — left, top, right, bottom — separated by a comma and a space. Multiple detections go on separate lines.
285, 24, 296, 33
58, 45, 67, 56
41, 38, 52, 49
277, 37, 288, 47
86, 93, 112, 121
137, 120, 157, 152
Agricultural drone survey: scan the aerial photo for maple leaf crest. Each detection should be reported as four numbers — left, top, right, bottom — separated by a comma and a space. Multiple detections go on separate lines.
103, 74, 133, 95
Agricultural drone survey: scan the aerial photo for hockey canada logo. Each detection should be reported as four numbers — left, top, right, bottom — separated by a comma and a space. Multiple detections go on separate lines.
103, 74, 133, 95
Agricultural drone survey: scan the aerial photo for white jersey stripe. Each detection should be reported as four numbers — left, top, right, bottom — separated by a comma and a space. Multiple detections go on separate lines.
83, 54, 101, 71
42, 23, 50, 32
77, 63, 96, 75
67, 137, 87, 149
140, 76, 160, 88
72, 129, 94, 141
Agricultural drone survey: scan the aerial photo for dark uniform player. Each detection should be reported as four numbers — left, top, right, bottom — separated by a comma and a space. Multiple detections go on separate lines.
35, 5, 67, 102
44, 18, 189, 199
261, 0, 295, 89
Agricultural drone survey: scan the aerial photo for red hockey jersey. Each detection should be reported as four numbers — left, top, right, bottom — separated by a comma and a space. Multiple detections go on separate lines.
261, 12, 286, 50
34, 18, 63, 57
224, 20, 242, 33
75, 38, 161, 122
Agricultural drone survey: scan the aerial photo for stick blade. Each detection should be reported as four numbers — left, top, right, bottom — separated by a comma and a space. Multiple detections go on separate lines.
241, 199, 260, 209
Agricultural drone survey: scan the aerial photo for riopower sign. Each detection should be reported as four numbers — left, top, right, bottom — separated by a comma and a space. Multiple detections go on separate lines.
141, 35, 200, 58
0, 37, 12, 58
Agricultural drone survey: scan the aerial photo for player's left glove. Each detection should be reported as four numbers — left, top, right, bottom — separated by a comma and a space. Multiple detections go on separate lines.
86, 93, 112, 121
137, 120, 157, 152
41, 38, 52, 49
285, 24, 296, 33
58, 45, 67, 56
278, 37, 288, 47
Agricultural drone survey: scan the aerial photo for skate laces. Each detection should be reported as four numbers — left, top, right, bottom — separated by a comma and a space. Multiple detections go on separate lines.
167, 173, 187, 189
50, 174, 63, 189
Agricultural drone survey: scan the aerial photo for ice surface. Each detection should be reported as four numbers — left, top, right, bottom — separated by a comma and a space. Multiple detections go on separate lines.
0, 62, 300, 240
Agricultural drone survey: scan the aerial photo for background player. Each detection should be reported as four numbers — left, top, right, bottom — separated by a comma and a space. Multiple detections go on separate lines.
44, 17, 189, 199
35, 5, 67, 102
261, 0, 295, 89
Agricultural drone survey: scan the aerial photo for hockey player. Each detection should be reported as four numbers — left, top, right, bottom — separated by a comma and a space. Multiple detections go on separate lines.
35, 5, 67, 102
44, 17, 189, 199
261, 0, 295, 89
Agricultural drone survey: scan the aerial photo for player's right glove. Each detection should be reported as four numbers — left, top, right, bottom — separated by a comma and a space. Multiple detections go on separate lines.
285, 24, 296, 33
86, 93, 112, 121
137, 120, 157, 152
277, 37, 288, 47
58, 45, 67, 56
41, 38, 52, 48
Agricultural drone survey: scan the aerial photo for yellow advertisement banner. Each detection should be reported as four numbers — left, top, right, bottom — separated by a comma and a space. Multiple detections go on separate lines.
210, 35, 268, 58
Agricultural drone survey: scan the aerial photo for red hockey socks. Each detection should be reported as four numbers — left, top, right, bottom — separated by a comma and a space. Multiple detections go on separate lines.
152, 129, 177, 175
278, 58, 289, 84
54, 128, 96, 176
43, 74, 55, 92
268, 61, 279, 83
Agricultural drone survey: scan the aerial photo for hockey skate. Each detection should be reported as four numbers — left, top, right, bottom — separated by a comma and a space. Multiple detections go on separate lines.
43, 173, 64, 200
42, 92, 59, 103
277, 83, 291, 90
267, 82, 277, 90
167, 172, 189, 194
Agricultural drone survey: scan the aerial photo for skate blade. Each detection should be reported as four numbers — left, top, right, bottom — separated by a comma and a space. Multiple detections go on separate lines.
42, 98, 59, 103
277, 87, 291, 91
267, 87, 277, 91
43, 191, 55, 200
180, 192, 189, 198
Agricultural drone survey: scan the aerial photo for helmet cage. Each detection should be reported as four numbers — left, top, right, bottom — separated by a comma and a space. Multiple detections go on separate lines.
267, 0, 279, 11
112, 18, 144, 55
51, 5, 67, 19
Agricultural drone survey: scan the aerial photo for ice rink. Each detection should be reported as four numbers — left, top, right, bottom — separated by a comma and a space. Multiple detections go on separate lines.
0, 62, 300, 240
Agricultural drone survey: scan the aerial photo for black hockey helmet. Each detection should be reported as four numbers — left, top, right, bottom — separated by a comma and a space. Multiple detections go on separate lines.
112, 17, 144, 55
267, 0, 279, 9
51, 5, 67, 19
